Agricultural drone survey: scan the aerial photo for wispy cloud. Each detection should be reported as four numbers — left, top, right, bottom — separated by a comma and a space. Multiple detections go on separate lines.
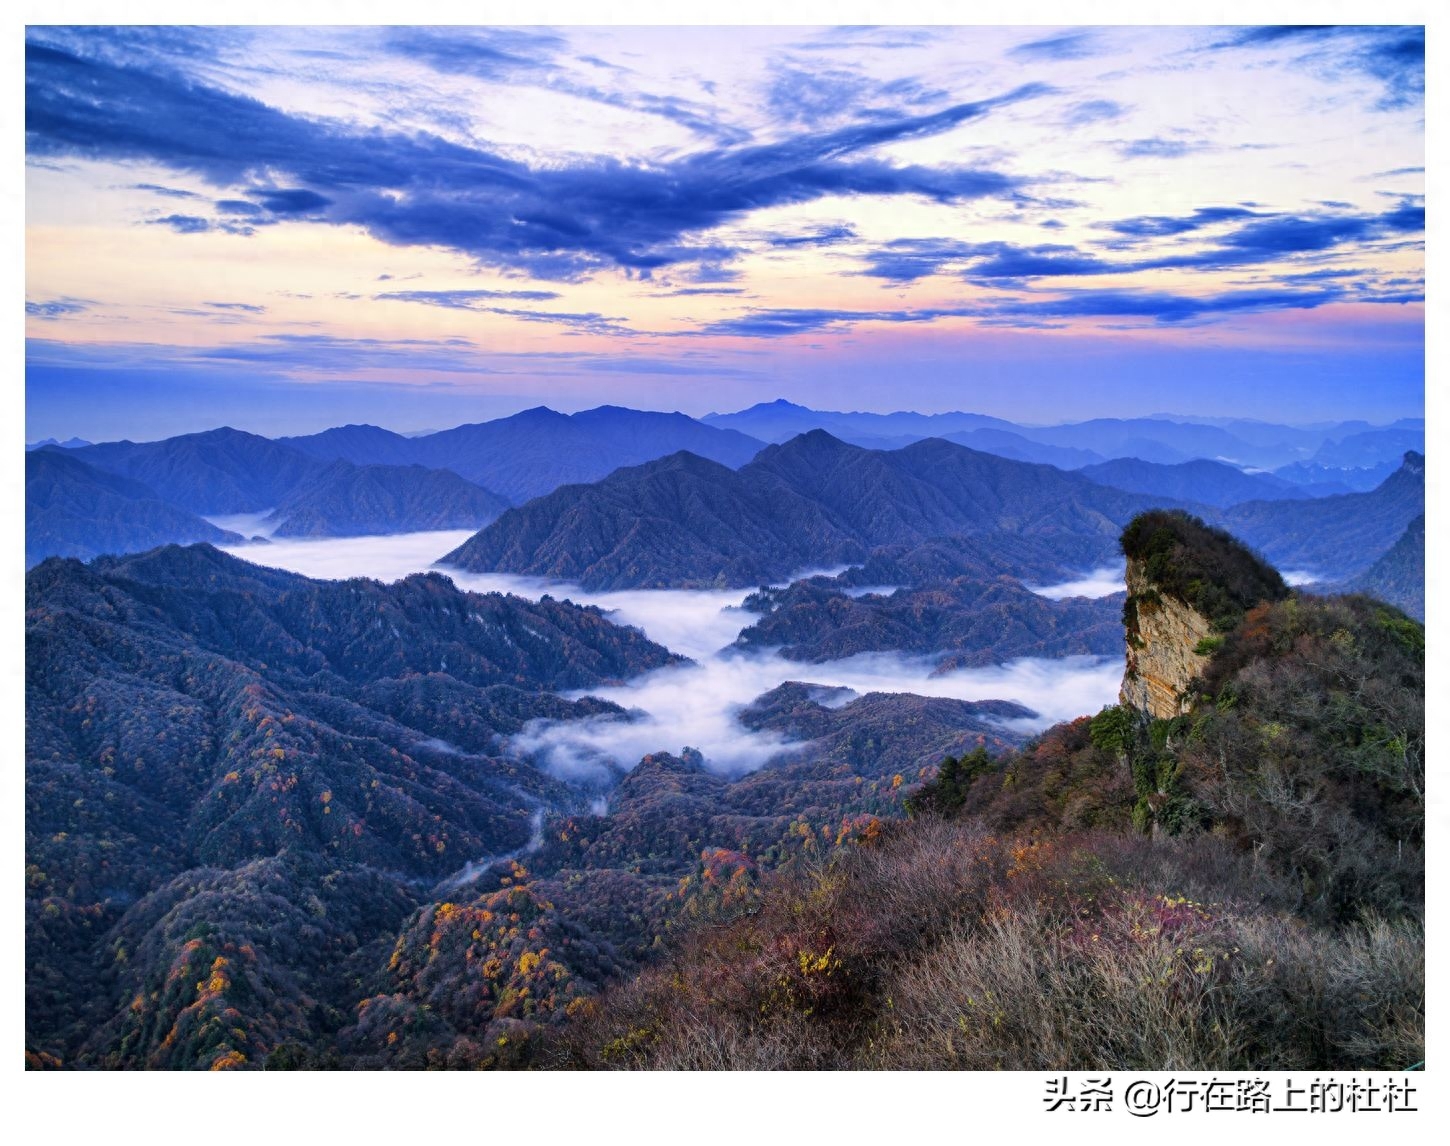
27, 39, 1045, 279
1210, 25, 1424, 111
26, 297, 93, 319
377, 288, 562, 308
1062, 99, 1128, 126
1009, 30, 1104, 61
384, 26, 753, 146
1115, 137, 1210, 160
128, 182, 200, 198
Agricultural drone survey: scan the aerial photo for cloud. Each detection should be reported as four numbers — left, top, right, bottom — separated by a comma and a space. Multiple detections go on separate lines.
382, 25, 565, 78
1115, 137, 1209, 160
680, 262, 744, 284
697, 274, 1421, 336
26, 297, 92, 319
215, 199, 269, 217
766, 223, 859, 249
129, 182, 199, 198
1025, 565, 1126, 600
697, 306, 976, 337
845, 196, 1426, 297
425, 567, 1122, 778
1211, 25, 1424, 111
983, 285, 1371, 325
377, 288, 563, 308
1010, 31, 1103, 61
480, 307, 636, 336
766, 63, 872, 127
248, 187, 331, 214
146, 212, 256, 236
25, 331, 497, 377
204, 300, 266, 313
856, 238, 980, 282
147, 213, 212, 234
764, 59, 945, 131
1138, 202, 1425, 270
221, 529, 480, 585
193, 332, 492, 372
963, 243, 1118, 280
790, 27, 942, 53
26, 40, 1043, 279
1101, 206, 1261, 238
1062, 99, 1128, 126
512, 648, 1122, 779
384, 26, 752, 146
1093, 202, 1423, 273
857, 238, 1119, 283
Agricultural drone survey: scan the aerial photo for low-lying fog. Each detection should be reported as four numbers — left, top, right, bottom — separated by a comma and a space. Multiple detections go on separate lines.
221, 531, 1122, 778
1281, 570, 1322, 587
1026, 565, 1126, 600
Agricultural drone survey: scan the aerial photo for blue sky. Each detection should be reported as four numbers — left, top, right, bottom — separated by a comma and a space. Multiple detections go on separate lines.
23, 18, 1426, 439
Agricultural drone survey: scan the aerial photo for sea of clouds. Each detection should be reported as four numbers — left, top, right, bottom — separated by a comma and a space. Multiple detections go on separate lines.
219, 531, 1123, 779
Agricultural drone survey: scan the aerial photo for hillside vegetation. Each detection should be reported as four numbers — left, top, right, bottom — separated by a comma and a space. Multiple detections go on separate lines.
444, 431, 1177, 589
552, 516, 1423, 1070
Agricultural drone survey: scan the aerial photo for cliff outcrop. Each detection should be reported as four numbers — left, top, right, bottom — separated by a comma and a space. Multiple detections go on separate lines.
1120, 563, 1215, 718
1118, 511, 1290, 719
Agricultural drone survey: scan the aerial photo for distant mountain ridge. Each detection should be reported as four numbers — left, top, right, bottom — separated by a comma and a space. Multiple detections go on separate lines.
1220, 452, 1424, 580
701, 398, 1018, 446
28, 429, 514, 563
61, 427, 328, 514
734, 575, 1124, 666
25, 450, 243, 567
1078, 457, 1311, 508
284, 405, 768, 504
1335, 514, 1424, 620
442, 430, 1194, 590
263, 460, 510, 538
30, 401, 1422, 571
703, 398, 1420, 471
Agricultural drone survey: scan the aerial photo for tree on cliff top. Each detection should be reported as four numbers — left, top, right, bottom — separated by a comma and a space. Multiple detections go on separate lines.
1120, 510, 1290, 631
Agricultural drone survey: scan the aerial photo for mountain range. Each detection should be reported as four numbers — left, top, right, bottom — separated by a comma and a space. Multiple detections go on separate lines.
445, 435, 1424, 591
25, 450, 243, 567
25, 541, 1042, 1069
282, 406, 766, 504
24, 479, 1425, 1068
1077, 457, 1314, 507
702, 399, 1421, 471
263, 460, 510, 538
1220, 452, 1424, 579
27, 429, 518, 565
440, 430, 1181, 590
1337, 513, 1425, 620
734, 574, 1124, 666
28, 402, 1423, 576
61, 427, 329, 515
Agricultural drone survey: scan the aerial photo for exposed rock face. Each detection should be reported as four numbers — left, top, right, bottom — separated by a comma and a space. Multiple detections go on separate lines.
1119, 558, 1215, 719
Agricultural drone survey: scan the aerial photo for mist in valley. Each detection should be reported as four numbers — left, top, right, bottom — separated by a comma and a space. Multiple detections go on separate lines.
216, 531, 1123, 780
1025, 565, 1126, 600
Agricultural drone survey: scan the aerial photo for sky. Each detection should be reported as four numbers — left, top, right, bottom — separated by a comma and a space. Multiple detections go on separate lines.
23, 20, 1427, 440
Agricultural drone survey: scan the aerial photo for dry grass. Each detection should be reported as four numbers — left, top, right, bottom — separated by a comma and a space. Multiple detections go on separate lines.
551, 819, 1423, 1071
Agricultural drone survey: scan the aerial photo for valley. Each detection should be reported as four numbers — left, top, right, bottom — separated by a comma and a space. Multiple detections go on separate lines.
20, 13, 1427, 1101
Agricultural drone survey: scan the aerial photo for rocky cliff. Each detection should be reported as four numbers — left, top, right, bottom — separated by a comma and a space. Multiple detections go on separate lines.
1117, 510, 1290, 719
1119, 560, 1215, 718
